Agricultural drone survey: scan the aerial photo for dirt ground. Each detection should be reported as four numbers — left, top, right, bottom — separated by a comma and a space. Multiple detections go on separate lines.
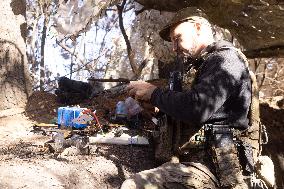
0, 91, 283, 188
0, 113, 155, 189
0, 91, 155, 189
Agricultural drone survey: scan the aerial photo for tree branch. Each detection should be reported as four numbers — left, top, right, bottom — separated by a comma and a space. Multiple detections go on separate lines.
259, 63, 268, 89
254, 58, 261, 73
137, 58, 148, 74
32, 51, 106, 90
56, 40, 85, 65
116, 0, 138, 77
99, 16, 119, 53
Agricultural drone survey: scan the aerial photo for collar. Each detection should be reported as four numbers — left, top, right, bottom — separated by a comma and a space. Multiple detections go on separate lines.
198, 42, 217, 59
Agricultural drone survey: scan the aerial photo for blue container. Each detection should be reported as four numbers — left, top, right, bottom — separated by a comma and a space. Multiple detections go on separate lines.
57, 107, 88, 129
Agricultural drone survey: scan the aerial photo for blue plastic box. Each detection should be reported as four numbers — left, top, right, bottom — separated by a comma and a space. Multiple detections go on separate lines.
57, 107, 87, 129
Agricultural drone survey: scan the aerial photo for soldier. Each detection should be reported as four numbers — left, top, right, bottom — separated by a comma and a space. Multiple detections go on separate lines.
122, 7, 255, 189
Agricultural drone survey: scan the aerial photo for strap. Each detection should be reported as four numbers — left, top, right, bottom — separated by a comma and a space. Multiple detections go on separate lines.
220, 46, 264, 157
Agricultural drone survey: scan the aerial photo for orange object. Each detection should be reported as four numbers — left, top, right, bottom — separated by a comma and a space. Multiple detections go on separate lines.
82, 109, 101, 129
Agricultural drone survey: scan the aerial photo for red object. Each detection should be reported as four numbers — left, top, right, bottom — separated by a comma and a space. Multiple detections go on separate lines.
82, 109, 101, 128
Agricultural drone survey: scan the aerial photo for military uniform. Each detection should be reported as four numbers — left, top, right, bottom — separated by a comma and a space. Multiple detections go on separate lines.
121, 7, 254, 189
121, 40, 254, 189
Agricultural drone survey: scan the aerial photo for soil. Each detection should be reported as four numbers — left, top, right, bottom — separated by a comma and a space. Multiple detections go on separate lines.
0, 91, 156, 189
0, 91, 283, 188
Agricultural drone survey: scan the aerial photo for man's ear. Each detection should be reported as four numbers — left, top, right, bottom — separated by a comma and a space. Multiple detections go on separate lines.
195, 22, 201, 35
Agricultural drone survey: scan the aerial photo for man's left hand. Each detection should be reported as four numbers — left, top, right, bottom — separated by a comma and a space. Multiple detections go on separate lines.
126, 81, 157, 102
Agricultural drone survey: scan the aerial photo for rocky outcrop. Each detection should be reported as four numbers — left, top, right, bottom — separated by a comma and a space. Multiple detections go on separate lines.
135, 0, 284, 58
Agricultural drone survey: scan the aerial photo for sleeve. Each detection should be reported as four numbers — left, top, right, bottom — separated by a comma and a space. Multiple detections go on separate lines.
150, 53, 241, 124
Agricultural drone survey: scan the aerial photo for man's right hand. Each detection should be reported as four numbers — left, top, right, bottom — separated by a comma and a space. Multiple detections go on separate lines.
126, 81, 157, 102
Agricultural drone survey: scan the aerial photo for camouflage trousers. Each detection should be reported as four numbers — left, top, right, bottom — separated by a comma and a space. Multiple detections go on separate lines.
120, 161, 219, 189
121, 148, 220, 189
121, 148, 251, 189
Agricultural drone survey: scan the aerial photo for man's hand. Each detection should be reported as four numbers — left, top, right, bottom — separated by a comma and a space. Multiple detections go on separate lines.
126, 81, 157, 102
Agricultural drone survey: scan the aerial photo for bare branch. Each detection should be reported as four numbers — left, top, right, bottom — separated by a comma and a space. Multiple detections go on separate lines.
32, 52, 106, 90
263, 76, 281, 84
137, 58, 148, 75
39, 16, 48, 91
56, 40, 85, 65
117, 0, 138, 77
273, 88, 284, 96
69, 40, 77, 79
98, 16, 119, 54
259, 63, 268, 89
254, 58, 261, 73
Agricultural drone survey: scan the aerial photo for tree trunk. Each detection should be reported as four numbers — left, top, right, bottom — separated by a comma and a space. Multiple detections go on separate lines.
40, 16, 47, 91
0, 0, 32, 110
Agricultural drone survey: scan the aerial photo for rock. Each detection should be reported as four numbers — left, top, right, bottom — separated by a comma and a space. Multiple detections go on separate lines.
60, 146, 80, 157
255, 156, 276, 188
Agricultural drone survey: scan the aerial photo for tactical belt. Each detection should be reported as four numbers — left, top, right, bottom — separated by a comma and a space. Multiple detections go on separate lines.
179, 124, 246, 152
